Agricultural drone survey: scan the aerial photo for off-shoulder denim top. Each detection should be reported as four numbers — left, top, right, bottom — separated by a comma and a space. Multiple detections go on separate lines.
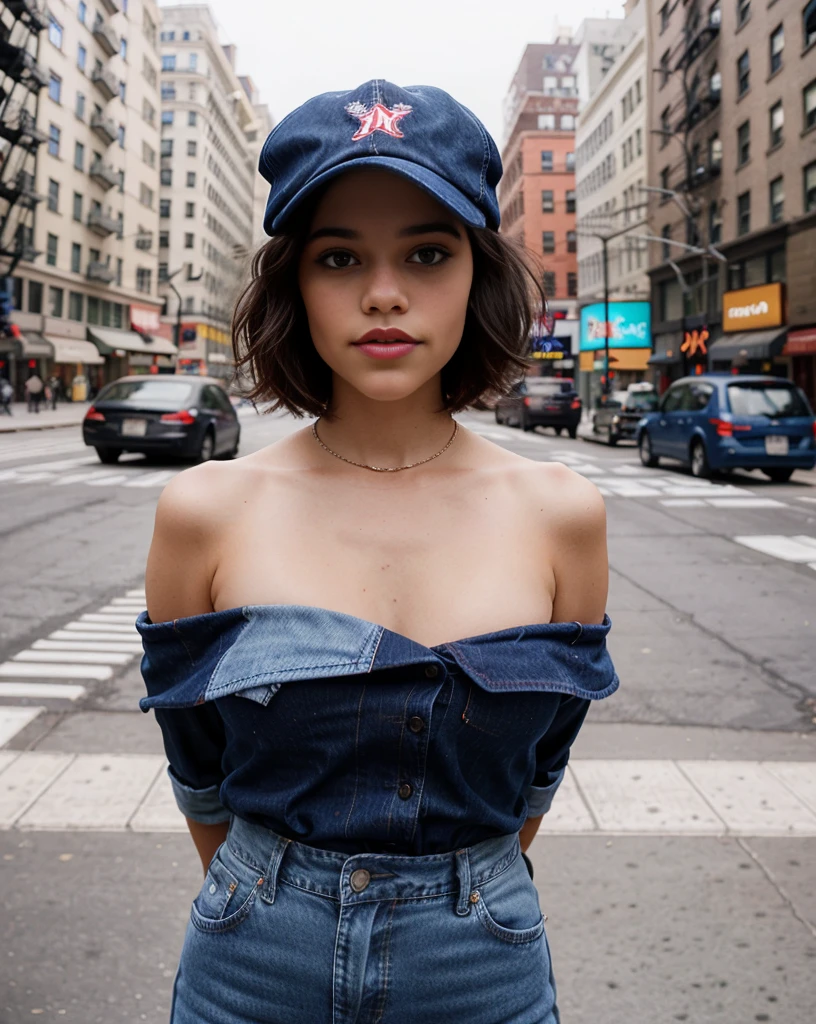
137, 605, 618, 856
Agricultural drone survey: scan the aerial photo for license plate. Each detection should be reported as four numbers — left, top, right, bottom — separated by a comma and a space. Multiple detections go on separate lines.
121, 418, 147, 437
765, 435, 789, 456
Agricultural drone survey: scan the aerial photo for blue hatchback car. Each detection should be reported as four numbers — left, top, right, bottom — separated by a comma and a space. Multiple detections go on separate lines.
636, 374, 816, 482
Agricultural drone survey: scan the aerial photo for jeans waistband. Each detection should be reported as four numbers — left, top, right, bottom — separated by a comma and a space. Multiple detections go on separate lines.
225, 816, 521, 914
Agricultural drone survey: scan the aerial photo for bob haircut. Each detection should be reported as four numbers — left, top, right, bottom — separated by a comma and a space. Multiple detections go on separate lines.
232, 206, 546, 417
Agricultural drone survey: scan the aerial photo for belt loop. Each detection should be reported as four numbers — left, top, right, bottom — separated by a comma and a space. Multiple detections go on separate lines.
258, 834, 291, 906
454, 848, 472, 917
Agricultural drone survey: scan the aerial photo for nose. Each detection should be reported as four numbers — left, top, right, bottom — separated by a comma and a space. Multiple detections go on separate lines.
360, 263, 408, 316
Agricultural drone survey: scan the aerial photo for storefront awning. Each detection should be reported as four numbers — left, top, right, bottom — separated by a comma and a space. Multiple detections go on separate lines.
709, 328, 787, 362
43, 336, 104, 365
87, 327, 177, 357
14, 332, 53, 358
784, 328, 816, 356
647, 352, 682, 366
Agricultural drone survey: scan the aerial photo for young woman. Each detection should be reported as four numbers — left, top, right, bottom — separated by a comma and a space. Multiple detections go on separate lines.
138, 80, 618, 1024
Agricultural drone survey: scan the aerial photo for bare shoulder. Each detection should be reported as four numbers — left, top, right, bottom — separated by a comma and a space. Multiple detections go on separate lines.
510, 457, 606, 534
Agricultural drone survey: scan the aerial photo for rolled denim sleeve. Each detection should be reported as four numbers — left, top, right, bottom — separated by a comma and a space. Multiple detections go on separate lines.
524, 695, 591, 817
153, 704, 230, 824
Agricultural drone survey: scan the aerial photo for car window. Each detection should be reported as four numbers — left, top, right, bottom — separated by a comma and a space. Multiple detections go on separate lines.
661, 386, 686, 413
623, 392, 659, 412
208, 386, 234, 413
201, 387, 224, 411
727, 383, 812, 418
98, 380, 194, 407
681, 383, 714, 411
525, 379, 572, 394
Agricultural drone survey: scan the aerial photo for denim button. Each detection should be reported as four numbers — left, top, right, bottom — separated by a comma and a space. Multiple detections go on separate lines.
349, 868, 371, 892
208, 883, 217, 894
424, 664, 439, 679
408, 716, 425, 733
398, 782, 413, 799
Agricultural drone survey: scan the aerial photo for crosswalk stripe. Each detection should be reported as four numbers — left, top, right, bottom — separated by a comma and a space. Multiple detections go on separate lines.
79, 613, 139, 625
13, 649, 133, 665
34, 639, 142, 654
63, 621, 137, 634
733, 535, 816, 562
0, 662, 112, 680
0, 682, 86, 700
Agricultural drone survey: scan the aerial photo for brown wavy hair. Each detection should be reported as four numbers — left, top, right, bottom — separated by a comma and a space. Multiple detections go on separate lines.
232, 215, 544, 417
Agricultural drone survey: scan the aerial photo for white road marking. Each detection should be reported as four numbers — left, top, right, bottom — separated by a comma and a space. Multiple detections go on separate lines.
13, 649, 132, 665
0, 708, 44, 746
0, 662, 112, 680
0, 682, 87, 700
126, 589, 146, 598
707, 498, 786, 508
733, 535, 816, 562
34, 639, 142, 654
63, 621, 137, 634
79, 613, 139, 625
661, 499, 707, 507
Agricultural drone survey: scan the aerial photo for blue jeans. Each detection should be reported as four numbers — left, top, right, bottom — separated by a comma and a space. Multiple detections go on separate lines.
171, 816, 559, 1023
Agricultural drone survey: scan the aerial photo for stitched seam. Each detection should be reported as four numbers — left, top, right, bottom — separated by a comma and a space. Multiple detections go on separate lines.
343, 684, 366, 839
373, 899, 398, 1024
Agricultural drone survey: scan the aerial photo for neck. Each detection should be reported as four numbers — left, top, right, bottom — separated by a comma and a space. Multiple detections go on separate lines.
316, 377, 455, 469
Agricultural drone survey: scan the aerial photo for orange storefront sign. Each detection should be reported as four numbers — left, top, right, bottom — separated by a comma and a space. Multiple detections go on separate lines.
722, 283, 784, 333
681, 327, 709, 357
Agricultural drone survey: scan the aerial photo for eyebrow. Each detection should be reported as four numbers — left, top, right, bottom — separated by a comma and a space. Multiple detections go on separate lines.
306, 221, 462, 243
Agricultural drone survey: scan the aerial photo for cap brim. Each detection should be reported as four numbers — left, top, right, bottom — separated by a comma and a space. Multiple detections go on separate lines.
267, 156, 487, 234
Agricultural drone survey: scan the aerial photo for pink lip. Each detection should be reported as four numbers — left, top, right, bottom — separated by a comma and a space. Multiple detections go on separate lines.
353, 328, 419, 360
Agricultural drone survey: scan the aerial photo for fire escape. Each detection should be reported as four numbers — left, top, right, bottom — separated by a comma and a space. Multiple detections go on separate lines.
0, 0, 48, 287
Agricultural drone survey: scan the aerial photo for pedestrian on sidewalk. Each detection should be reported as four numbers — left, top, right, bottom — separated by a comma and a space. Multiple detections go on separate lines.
47, 374, 60, 409
0, 377, 12, 415
138, 80, 618, 1024
24, 372, 43, 413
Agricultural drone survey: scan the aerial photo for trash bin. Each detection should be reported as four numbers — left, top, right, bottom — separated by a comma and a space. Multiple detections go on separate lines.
71, 374, 88, 403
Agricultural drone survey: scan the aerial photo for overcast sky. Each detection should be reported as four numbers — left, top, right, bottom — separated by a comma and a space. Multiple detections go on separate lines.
163, 0, 623, 144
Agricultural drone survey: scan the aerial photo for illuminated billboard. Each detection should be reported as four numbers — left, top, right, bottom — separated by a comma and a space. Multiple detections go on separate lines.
580, 302, 652, 351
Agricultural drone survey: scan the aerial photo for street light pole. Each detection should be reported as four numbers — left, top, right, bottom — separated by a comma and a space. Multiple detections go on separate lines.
602, 235, 610, 396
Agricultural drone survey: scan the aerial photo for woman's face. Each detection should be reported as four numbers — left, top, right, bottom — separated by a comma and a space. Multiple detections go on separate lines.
298, 169, 473, 406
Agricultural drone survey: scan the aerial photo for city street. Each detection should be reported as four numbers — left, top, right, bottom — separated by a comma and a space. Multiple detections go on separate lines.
1, 409, 816, 1023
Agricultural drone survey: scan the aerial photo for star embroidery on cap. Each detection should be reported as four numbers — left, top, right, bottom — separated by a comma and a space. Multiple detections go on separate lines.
345, 101, 413, 141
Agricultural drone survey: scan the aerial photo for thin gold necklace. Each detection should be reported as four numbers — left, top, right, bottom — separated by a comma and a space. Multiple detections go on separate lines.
311, 418, 459, 473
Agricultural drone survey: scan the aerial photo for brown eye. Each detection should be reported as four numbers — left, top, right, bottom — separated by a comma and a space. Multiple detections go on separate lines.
320, 251, 359, 269
408, 247, 448, 266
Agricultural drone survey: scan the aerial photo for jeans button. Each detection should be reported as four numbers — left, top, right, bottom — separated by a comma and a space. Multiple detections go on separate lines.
398, 782, 413, 800
408, 716, 425, 733
424, 664, 439, 679
350, 868, 371, 893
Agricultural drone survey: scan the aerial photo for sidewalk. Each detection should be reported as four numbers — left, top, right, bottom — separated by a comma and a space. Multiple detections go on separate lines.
0, 401, 90, 433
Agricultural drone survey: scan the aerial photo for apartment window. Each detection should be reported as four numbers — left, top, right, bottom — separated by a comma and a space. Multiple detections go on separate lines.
185, 202, 195, 218
48, 124, 60, 157
87, 296, 99, 324
48, 15, 63, 49
187, 140, 197, 157
769, 177, 784, 223
708, 201, 722, 245
660, 51, 670, 87
565, 151, 575, 171
769, 102, 784, 147
161, 84, 176, 101
567, 230, 577, 253
737, 121, 750, 165
46, 233, 58, 266
566, 190, 576, 213
143, 100, 156, 125
659, 3, 669, 33
737, 0, 751, 28
560, 114, 575, 130
188, 111, 197, 126
189, 84, 197, 101
136, 268, 152, 294
143, 142, 156, 168
769, 25, 784, 75
73, 192, 82, 221
537, 114, 555, 130
48, 286, 63, 318
160, 169, 172, 186
68, 292, 83, 321
186, 172, 196, 187
184, 233, 194, 250
116, 259, 123, 287
161, 110, 174, 125
709, 1, 721, 26
737, 51, 750, 96
46, 179, 59, 212
28, 280, 43, 313
543, 271, 556, 295
119, 81, 126, 103
117, 169, 124, 194
47, 73, 62, 105
661, 225, 671, 260
74, 141, 85, 171
71, 242, 81, 273
804, 79, 816, 129
120, 37, 127, 61
541, 190, 554, 212
78, 1, 87, 23
162, 54, 176, 71
140, 184, 154, 208
806, 0, 816, 48
540, 150, 553, 171
542, 231, 555, 254
709, 133, 722, 169
159, 231, 169, 248
805, 162, 816, 213
158, 262, 169, 282
635, 128, 642, 156
160, 139, 173, 158
117, 125, 125, 149
567, 273, 578, 297
143, 58, 157, 89
189, 53, 198, 71
660, 166, 670, 192
161, 31, 175, 41
160, 199, 171, 217
737, 191, 751, 235
635, 79, 642, 105
75, 92, 85, 119
660, 107, 670, 146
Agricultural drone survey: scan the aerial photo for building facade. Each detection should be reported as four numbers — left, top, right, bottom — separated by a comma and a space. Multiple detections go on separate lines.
158, 4, 256, 379
646, 0, 816, 403
575, 0, 650, 402
3, 0, 171, 398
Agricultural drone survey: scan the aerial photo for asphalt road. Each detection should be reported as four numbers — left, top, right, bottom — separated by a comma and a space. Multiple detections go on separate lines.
1, 409, 815, 1023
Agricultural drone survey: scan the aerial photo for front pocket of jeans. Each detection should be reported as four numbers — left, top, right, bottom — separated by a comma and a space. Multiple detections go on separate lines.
190, 847, 258, 934
474, 895, 546, 944
472, 860, 546, 945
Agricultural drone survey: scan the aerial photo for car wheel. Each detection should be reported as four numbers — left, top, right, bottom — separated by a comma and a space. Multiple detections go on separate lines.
567, 425, 578, 439
555, 426, 563, 436
221, 433, 240, 460
95, 447, 120, 465
607, 432, 618, 446
197, 429, 215, 464
690, 439, 712, 479
521, 411, 533, 432
762, 467, 794, 483
639, 432, 659, 468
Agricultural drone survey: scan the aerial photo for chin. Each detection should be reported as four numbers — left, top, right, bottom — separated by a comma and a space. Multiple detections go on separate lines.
347, 372, 435, 404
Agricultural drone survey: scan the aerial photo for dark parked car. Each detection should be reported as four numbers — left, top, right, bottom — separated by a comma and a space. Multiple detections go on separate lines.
592, 384, 658, 445
82, 375, 241, 464
495, 377, 582, 437
635, 374, 816, 481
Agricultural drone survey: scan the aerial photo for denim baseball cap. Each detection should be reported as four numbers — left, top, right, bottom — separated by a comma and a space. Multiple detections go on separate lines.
259, 79, 502, 234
